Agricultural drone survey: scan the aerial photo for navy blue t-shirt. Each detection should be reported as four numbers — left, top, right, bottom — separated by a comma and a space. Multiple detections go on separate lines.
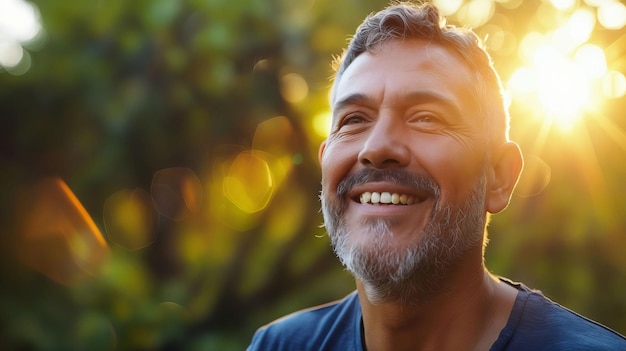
247, 279, 626, 350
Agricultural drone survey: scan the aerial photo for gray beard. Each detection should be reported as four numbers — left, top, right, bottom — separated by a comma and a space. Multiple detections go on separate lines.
320, 168, 487, 304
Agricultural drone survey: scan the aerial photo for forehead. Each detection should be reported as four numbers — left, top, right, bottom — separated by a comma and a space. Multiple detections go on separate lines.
332, 39, 478, 115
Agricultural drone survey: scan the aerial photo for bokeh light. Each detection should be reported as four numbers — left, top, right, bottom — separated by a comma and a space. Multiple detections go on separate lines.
280, 72, 309, 103
0, 0, 42, 73
223, 150, 277, 214
104, 188, 157, 251
0, 41, 23, 67
597, 1, 626, 30
456, 0, 495, 28
550, 0, 576, 11
565, 8, 595, 47
252, 116, 298, 177
312, 111, 332, 139
433, 0, 463, 16
219, 116, 299, 215
151, 168, 203, 221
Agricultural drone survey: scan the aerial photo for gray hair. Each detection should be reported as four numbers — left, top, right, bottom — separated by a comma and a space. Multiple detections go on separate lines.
331, 1, 510, 145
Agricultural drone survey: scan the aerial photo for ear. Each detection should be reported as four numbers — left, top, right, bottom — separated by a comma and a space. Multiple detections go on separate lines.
318, 140, 327, 165
486, 142, 523, 214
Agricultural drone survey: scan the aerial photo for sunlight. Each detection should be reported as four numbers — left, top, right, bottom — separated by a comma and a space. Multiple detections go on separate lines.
508, 45, 591, 131
508, 32, 610, 132
562, 8, 595, 49
574, 44, 607, 78
431, 0, 624, 140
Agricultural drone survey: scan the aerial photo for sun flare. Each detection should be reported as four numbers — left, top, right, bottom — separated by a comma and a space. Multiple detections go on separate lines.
507, 40, 611, 132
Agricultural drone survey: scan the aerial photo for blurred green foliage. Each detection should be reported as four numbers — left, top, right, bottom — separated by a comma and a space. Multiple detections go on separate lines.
1, 0, 625, 350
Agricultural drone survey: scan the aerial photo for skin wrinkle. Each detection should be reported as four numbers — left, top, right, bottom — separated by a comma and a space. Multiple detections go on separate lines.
335, 168, 439, 203
320, 39, 496, 303
333, 45, 490, 154
321, 164, 488, 304
331, 9, 508, 147
313, 5, 525, 347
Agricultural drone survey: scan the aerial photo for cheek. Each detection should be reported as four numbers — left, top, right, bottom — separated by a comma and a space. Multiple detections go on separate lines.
412, 140, 486, 197
321, 143, 358, 185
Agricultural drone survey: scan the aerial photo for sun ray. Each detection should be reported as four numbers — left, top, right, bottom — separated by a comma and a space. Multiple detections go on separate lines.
592, 113, 626, 153
572, 125, 611, 211
605, 31, 626, 58
532, 118, 555, 154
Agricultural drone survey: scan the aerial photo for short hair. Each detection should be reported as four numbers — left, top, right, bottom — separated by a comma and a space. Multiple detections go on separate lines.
331, 1, 510, 145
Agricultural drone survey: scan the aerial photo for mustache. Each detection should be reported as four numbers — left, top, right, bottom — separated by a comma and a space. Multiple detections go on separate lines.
336, 168, 440, 198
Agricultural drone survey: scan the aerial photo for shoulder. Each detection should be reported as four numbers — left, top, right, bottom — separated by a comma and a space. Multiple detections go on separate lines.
247, 291, 361, 351
496, 279, 626, 351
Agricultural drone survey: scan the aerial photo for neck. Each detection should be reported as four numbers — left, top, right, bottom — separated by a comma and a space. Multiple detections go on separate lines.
357, 253, 517, 351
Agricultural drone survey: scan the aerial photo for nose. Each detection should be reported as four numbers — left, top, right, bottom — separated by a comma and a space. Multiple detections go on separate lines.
358, 116, 410, 168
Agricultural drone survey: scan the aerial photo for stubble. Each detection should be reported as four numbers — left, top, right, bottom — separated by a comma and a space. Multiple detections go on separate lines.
321, 168, 487, 304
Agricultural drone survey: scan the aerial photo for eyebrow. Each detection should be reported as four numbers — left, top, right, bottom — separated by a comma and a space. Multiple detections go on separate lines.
333, 91, 463, 118
332, 93, 370, 119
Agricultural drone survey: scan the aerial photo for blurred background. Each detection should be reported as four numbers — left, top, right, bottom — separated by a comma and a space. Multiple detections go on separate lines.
1, 0, 625, 349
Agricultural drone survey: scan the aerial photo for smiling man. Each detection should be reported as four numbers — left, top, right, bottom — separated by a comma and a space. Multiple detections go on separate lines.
247, 2, 626, 350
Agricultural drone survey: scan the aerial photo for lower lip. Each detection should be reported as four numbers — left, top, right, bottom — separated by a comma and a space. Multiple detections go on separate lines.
350, 201, 424, 216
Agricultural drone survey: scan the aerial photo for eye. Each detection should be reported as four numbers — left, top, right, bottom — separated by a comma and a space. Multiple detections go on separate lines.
416, 114, 439, 123
409, 113, 445, 131
340, 113, 366, 126
331, 111, 371, 135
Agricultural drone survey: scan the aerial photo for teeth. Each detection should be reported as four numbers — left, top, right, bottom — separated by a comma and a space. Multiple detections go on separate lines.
399, 194, 407, 204
361, 192, 371, 203
391, 193, 400, 204
359, 192, 415, 205
380, 192, 391, 203
371, 192, 380, 204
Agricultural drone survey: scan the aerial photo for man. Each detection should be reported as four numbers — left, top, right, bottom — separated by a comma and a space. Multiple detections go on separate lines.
247, 2, 626, 350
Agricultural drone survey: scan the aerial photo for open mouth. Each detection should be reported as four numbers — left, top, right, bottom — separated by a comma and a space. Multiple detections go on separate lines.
356, 191, 421, 205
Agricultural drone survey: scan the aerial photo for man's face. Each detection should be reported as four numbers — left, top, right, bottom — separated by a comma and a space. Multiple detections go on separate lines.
319, 39, 492, 302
